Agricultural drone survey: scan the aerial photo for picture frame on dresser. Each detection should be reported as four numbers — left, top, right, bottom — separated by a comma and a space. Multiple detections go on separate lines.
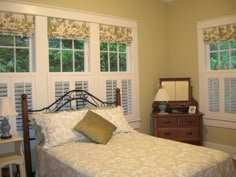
188, 106, 196, 114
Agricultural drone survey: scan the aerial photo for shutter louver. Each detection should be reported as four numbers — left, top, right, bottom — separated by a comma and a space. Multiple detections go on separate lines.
224, 78, 236, 113
121, 79, 132, 114
208, 78, 220, 112
0, 83, 8, 133
106, 80, 117, 103
75, 81, 88, 108
14, 82, 32, 133
55, 81, 70, 110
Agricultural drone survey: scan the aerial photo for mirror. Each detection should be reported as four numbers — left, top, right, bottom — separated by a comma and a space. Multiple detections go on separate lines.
159, 78, 191, 102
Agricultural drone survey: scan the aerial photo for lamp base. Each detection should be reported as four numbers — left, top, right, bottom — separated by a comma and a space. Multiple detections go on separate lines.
1, 134, 12, 139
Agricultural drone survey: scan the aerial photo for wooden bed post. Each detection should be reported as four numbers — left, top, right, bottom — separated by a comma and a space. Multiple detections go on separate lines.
116, 88, 121, 106
21, 94, 32, 177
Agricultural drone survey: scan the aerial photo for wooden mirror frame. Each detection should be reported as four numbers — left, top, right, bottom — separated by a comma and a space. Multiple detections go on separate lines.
152, 78, 198, 113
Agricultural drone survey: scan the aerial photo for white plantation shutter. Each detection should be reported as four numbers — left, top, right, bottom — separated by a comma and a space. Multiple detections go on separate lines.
106, 80, 117, 103
14, 82, 33, 133
121, 79, 132, 114
75, 80, 89, 108
105, 79, 133, 115
208, 78, 220, 112
0, 83, 8, 133
224, 78, 236, 113
54, 81, 70, 110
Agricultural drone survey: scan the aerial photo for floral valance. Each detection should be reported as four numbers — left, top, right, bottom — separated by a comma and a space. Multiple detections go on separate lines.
48, 17, 90, 39
203, 23, 236, 43
0, 12, 34, 36
100, 24, 132, 43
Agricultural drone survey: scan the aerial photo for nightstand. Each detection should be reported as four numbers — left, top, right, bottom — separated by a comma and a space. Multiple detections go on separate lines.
0, 134, 26, 177
152, 112, 203, 145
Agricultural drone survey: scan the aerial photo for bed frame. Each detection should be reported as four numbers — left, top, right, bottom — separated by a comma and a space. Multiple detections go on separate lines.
21, 88, 121, 177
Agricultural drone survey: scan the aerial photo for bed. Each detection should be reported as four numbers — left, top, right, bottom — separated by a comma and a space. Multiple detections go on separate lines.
21, 88, 236, 177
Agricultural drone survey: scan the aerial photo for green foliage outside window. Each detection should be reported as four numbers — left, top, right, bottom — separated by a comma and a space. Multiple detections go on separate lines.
100, 42, 127, 72
49, 38, 85, 72
209, 40, 236, 70
0, 34, 29, 72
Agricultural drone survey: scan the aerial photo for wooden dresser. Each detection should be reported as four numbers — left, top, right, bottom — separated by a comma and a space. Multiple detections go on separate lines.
153, 112, 203, 145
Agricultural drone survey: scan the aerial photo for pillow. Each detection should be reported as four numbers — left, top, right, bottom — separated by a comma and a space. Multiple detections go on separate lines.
32, 109, 88, 149
92, 106, 134, 134
73, 110, 117, 144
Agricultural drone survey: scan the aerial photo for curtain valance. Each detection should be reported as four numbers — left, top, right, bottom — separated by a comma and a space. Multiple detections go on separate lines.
0, 12, 34, 36
203, 23, 236, 43
100, 24, 132, 43
48, 17, 89, 39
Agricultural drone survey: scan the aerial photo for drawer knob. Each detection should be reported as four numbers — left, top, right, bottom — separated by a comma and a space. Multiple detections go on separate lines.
164, 132, 171, 136
163, 120, 171, 124
186, 131, 193, 135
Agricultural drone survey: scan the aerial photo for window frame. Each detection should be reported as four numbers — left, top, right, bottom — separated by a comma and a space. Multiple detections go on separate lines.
197, 15, 236, 129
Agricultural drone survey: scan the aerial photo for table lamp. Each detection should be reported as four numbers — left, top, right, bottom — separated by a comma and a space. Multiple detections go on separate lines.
0, 97, 17, 139
154, 88, 170, 114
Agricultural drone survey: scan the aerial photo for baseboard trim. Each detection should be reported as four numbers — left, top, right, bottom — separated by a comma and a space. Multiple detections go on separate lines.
204, 141, 236, 158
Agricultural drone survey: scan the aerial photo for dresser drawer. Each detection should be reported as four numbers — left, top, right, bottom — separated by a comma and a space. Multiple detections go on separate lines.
157, 117, 178, 127
178, 128, 199, 139
158, 128, 178, 139
179, 116, 199, 127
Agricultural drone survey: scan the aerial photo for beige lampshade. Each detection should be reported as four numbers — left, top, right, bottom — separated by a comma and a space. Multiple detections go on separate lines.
0, 97, 18, 117
154, 88, 170, 101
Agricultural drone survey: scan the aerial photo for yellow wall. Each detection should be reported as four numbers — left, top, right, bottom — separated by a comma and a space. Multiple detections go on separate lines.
166, 0, 236, 148
15, 0, 236, 147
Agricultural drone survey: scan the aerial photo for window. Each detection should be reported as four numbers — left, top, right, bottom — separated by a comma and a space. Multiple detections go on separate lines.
49, 38, 87, 72
100, 42, 127, 72
198, 17, 236, 129
0, 35, 31, 72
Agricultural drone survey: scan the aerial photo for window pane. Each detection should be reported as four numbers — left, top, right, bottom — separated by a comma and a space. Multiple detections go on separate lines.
219, 41, 229, 50
220, 51, 229, 69
119, 53, 127, 71
62, 39, 72, 49
0, 48, 14, 72
74, 40, 84, 50
0, 35, 14, 46
16, 49, 29, 72
231, 50, 236, 69
16, 36, 29, 47
110, 53, 117, 71
100, 52, 108, 71
62, 50, 73, 72
100, 42, 108, 51
119, 43, 126, 52
49, 50, 60, 72
209, 43, 218, 51
230, 40, 236, 48
75, 51, 84, 72
210, 52, 218, 70
109, 43, 117, 51
49, 38, 60, 48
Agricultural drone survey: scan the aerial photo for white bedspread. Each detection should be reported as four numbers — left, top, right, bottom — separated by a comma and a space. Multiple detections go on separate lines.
36, 131, 236, 177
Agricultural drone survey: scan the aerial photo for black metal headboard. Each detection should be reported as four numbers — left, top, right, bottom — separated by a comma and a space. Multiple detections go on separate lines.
21, 88, 121, 177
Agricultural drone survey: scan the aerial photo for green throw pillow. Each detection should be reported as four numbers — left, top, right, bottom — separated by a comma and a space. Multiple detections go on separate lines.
73, 110, 117, 144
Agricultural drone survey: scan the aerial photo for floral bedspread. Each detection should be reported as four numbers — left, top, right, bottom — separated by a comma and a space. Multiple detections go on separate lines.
36, 131, 236, 177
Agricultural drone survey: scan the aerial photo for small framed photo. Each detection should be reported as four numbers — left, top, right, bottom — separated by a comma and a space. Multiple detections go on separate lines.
188, 106, 196, 114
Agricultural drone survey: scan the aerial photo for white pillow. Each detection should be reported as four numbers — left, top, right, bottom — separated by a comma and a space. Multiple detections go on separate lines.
32, 110, 88, 149
92, 106, 134, 134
